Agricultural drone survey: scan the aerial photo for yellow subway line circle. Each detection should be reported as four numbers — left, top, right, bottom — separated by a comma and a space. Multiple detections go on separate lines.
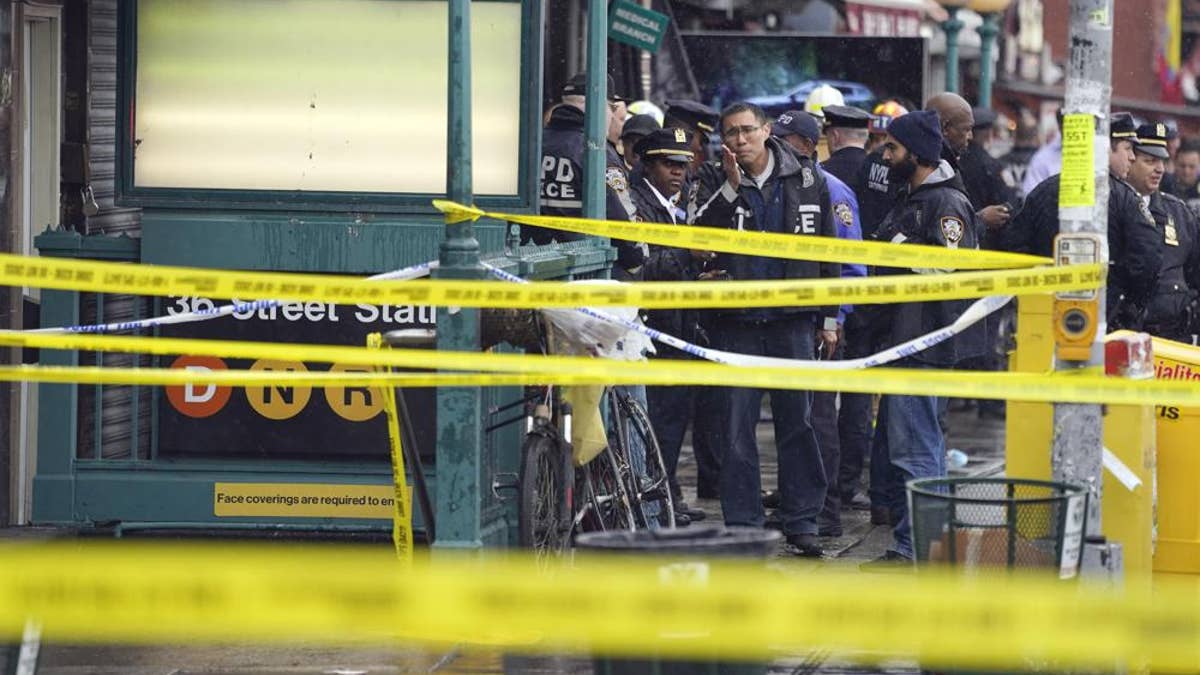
0, 251, 1100, 309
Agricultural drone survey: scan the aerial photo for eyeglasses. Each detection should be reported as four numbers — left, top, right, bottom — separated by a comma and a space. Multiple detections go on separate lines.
722, 124, 764, 140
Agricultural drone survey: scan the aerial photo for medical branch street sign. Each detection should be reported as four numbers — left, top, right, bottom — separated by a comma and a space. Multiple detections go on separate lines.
609, 0, 668, 53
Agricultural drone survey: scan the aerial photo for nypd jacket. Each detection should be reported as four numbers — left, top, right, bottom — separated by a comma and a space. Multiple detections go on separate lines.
867, 160, 984, 367
1143, 190, 1200, 340
854, 147, 903, 239
631, 175, 707, 358
532, 105, 633, 245
1001, 173, 1162, 329
687, 136, 840, 326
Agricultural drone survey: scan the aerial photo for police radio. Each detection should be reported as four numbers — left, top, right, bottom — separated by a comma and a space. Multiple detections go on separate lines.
1052, 233, 1104, 361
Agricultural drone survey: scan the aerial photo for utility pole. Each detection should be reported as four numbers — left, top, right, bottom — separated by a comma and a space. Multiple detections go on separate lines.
1054, 0, 1118, 578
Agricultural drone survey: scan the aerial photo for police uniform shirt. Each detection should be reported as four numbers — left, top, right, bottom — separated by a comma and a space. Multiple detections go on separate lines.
854, 146, 901, 239
822, 146, 867, 188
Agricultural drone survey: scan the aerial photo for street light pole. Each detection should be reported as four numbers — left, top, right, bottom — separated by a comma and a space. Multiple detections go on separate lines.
976, 13, 1001, 107
942, 6, 965, 93
1055, 0, 1117, 578
435, 0, 485, 552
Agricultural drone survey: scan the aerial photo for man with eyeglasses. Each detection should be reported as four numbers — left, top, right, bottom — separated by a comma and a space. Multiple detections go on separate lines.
688, 102, 840, 558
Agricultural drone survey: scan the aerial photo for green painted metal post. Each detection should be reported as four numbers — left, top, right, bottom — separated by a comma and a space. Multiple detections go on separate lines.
581, 0, 608, 220
942, 7, 964, 94
434, 0, 485, 551
977, 12, 1001, 108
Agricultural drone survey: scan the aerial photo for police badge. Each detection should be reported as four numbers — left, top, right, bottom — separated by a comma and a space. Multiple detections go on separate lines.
801, 166, 815, 188
605, 167, 628, 193
939, 216, 965, 247
834, 202, 854, 227
1166, 216, 1180, 246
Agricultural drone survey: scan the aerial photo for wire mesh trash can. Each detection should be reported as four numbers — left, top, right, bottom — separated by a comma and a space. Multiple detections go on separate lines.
909, 477, 1089, 577
577, 525, 781, 675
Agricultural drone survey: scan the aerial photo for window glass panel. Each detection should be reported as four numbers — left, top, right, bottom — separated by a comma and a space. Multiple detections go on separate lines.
134, 0, 521, 195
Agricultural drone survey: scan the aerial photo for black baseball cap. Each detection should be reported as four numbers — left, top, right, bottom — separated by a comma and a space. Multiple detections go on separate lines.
772, 110, 821, 144
634, 128, 695, 164
620, 114, 660, 142
561, 73, 631, 102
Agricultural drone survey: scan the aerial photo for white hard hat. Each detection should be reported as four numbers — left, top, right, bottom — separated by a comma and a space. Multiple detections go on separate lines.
627, 100, 665, 126
804, 84, 845, 119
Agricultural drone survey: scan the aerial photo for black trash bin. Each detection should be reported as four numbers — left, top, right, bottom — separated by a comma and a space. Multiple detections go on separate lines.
575, 525, 781, 675
908, 477, 1088, 574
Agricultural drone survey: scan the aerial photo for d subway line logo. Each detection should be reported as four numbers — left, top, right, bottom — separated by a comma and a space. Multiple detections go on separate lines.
165, 356, 384, 422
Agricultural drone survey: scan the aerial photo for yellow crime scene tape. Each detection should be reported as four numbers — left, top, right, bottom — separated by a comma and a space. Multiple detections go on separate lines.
368, 333, 414, 564
434, 200, 1053, 270
0, 542, 1196, 672
0, 250, 1101, 309
3, 331, 1200, 407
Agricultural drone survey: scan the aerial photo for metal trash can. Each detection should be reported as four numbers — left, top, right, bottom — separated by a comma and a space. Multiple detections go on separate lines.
908, 477, 1089, 575
577, 525, 781, 675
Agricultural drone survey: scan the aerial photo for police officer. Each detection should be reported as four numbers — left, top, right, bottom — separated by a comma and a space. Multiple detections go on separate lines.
960, 108, 1015, 223
1003, 113, 1163, 331
689, 102, 840, 557
772, 110, 867, 537
663, 99, 724, 500
1126, 122, 1200, 343
820, 105, 871, 187
533, 73, 637, 246
859, 110, 984, 566
633, 128, 713, 525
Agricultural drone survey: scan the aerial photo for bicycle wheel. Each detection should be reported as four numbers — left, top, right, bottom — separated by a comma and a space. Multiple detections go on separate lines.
518, 433, 570, 558
586, 447, 637, 532
617, 392, 675, 528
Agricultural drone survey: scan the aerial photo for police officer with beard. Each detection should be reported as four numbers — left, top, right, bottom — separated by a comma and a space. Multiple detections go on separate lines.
1125, 123, 1200, 343
1002, 113, 1163, 331
859, 110, 985, 566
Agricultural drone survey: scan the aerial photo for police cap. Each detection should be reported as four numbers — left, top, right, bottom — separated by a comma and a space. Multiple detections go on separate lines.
634, 128, 695, 164
971, 107, 997, 131
620, 114, 660, 142
1110, 112, 1137, 140
562, 73, 631, 102
821, 105, 870, 129
1134, 122, 1171, 159
664, 100, 719, 134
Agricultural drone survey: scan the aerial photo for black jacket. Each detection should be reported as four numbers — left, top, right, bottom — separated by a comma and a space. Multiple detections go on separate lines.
854, 147, 903, 239
687, 136, 840, 325
822, 146, 867, 188
959, 142, 1014, 213
632, 175, 707, 358
531, 105, 631, 245
1143, 190, 1200, 340
866, 161, 985, 367
1001, 173, 1163, 329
